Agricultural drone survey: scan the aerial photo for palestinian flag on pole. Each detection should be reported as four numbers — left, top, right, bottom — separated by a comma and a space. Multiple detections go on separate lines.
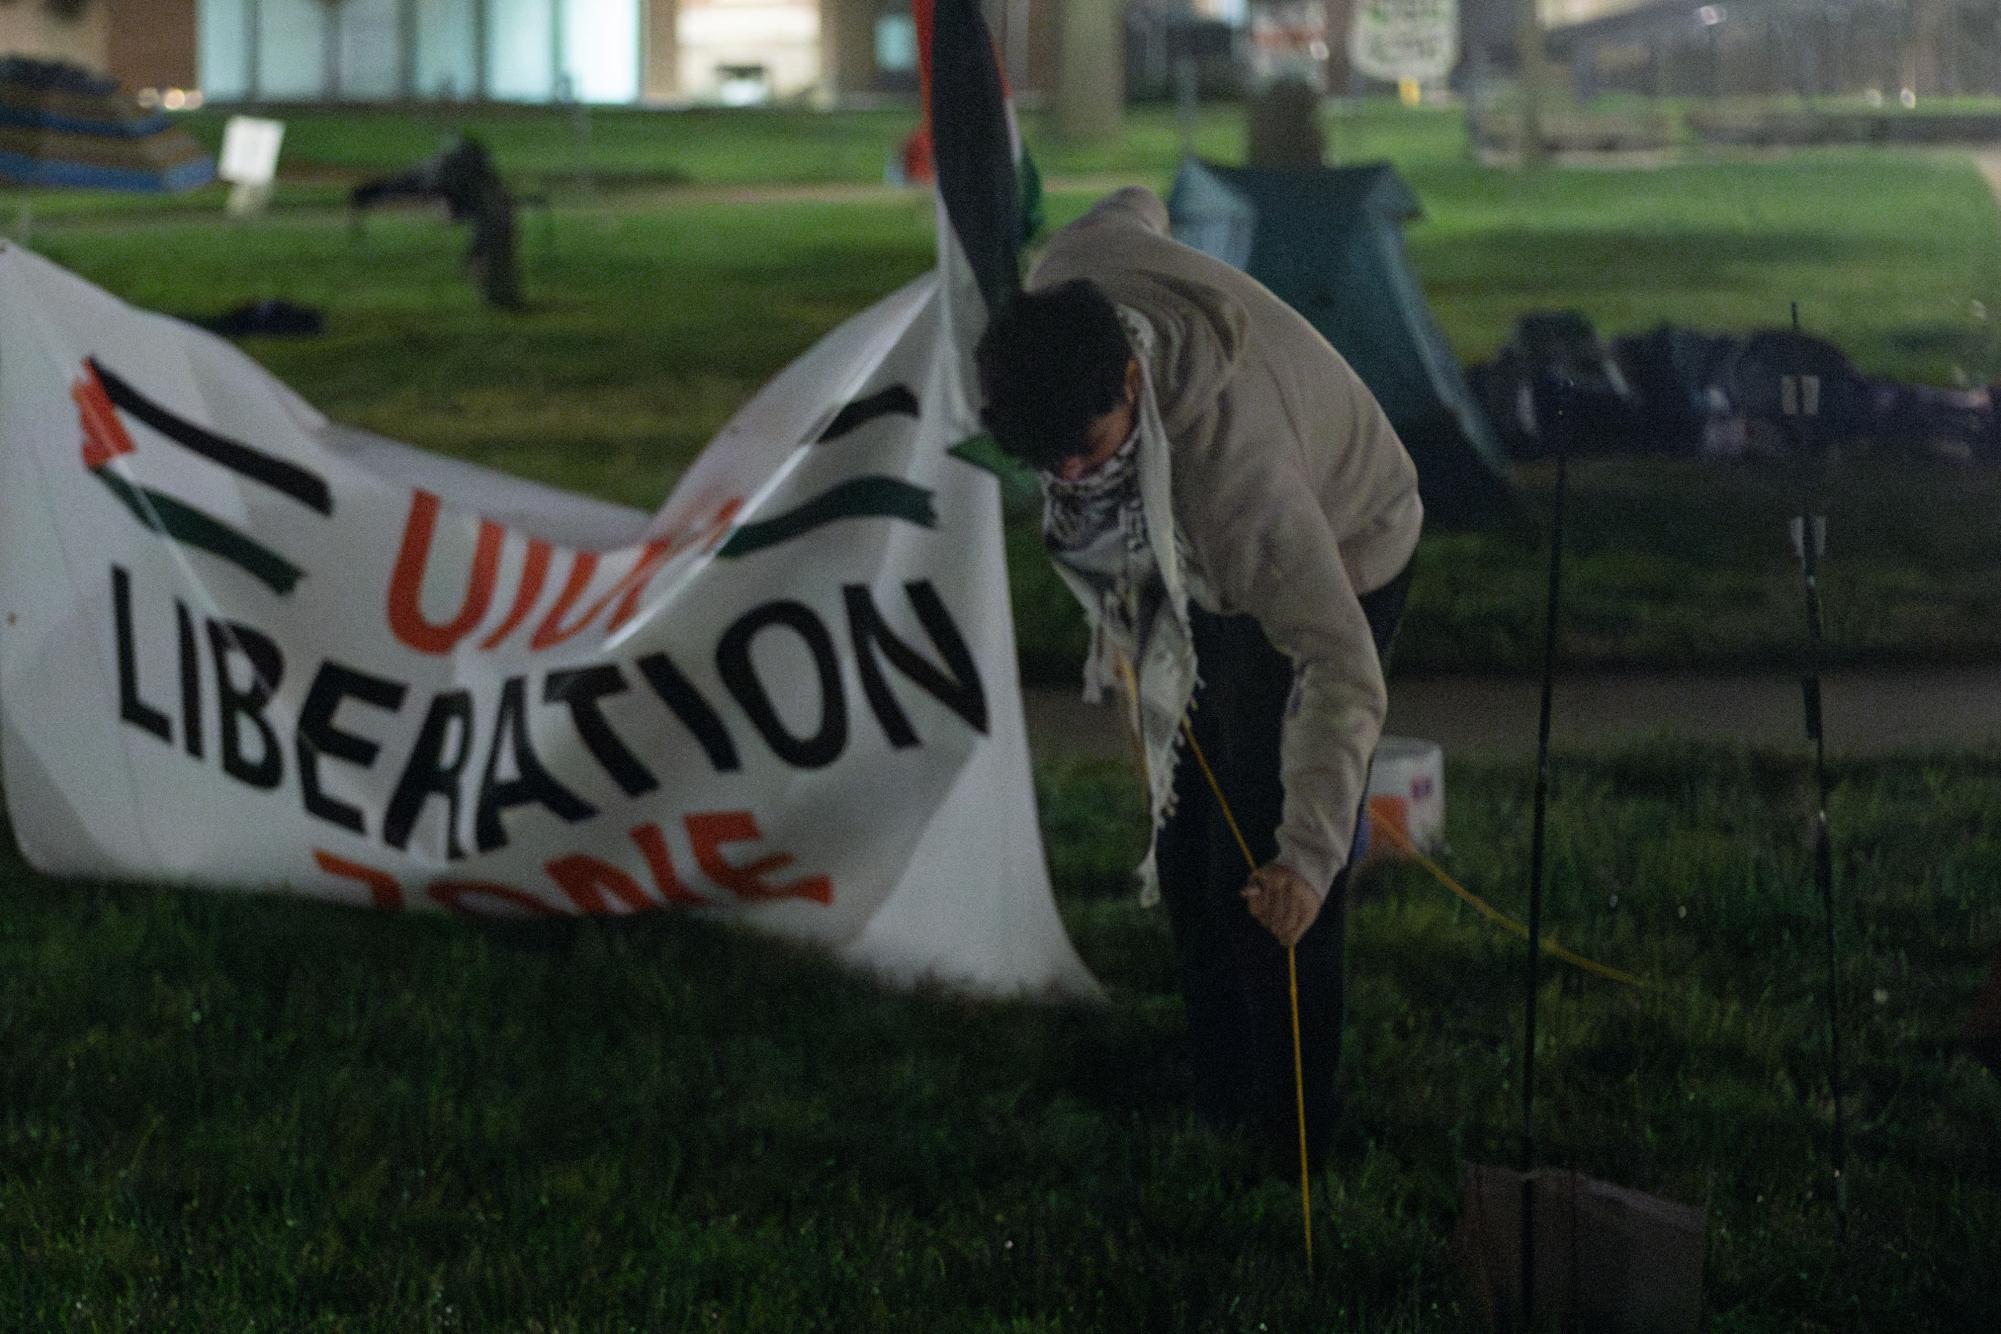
919, 0, 1038, 343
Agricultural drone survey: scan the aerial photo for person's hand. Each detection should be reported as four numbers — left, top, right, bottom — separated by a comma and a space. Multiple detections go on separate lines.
1242, 862, 1322, 948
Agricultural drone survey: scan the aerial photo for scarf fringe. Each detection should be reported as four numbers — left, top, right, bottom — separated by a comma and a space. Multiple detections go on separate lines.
1053, 304, 1204, 910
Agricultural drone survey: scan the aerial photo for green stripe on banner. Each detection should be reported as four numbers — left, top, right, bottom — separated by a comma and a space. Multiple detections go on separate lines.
92, 469, 305, 596
719, 476, 938, 559
947, 432, 1024, 480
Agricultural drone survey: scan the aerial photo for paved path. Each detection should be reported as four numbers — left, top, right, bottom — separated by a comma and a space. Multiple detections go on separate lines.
6, 173, 1154, 238
1975, 150, 2001, 207
1025, 665, 2001, 762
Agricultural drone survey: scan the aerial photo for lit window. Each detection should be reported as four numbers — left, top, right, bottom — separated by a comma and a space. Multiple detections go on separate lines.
876, 16, 917, 74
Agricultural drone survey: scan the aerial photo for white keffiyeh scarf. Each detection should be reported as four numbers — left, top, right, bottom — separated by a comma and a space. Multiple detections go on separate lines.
1037, 308, 1202, 905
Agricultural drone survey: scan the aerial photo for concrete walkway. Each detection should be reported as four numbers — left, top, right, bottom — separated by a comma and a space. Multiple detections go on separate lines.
5, 173, 1156, 239
1024, 665, 2001, 763
1975, 151, 2001, 209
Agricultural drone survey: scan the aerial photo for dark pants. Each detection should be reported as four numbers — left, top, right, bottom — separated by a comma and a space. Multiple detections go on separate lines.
1156, 565, 1411, 1167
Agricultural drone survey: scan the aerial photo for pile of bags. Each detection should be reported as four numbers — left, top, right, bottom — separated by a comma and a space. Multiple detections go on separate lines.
1468, 311, 2001, 463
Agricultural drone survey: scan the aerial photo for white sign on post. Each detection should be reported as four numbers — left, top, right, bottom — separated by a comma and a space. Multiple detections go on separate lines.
1348, 0, 1460, 85
218, 116, 285, 217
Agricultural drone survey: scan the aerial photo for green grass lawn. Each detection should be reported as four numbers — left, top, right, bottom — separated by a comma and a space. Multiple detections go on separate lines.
27, 96, 2000, 388
2, 746, 1994, 1329
24, 101, 2001, 384
160, 101, 1310, 191
5, 102, 1284, 221
1396, 149, 2001, 382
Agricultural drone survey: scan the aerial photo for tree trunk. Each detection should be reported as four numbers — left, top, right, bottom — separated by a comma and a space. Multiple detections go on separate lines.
1912, 0, 1947, 95
1054, 0, 1124, 143
1323, 0, 1354, 96
1246, 77, 1325, 168
1516, 0, 1548, 166
322, 0, 343, 101
822, 0, 877, 104
644, 0, 679, 101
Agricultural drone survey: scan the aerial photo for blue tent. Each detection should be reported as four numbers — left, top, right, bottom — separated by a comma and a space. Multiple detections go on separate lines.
0, 58, 214, 194
1168, 158, 1514, 523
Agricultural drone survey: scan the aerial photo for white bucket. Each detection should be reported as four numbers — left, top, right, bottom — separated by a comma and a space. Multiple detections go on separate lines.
1365, 735, 1446, 859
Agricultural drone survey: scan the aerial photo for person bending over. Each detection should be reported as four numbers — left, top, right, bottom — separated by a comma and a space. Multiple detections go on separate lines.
975, 187, 1421, 1166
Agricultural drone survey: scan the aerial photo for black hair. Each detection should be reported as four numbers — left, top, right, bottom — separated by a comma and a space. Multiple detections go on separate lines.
974, 279, 1133, 470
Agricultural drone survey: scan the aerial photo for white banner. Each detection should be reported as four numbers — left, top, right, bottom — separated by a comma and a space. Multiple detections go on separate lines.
1348, 0, 1460, 84
0, 235, 1098, 1000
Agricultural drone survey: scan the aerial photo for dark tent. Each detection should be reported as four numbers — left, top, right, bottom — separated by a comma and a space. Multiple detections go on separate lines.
1167, 158, 1514, 523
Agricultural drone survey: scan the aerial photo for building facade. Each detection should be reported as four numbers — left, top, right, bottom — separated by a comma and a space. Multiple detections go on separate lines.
1544, 0, 2001, 102
46, 1, 1931, 110
181, 0, 1053, 107
0, 1, 1099, 107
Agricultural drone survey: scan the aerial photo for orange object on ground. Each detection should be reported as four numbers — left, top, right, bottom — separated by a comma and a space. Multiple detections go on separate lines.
1366, 793, 1410, 863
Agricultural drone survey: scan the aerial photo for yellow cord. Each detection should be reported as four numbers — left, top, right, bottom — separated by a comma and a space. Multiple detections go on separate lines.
1180, 715, 1257, 872
1178, 714, 1313, 1278
1285, 941, 1313, 1279
1369, 818, 1645, 989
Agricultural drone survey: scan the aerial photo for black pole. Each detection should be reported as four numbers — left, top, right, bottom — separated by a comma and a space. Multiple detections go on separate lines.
1521, 382, 1569, 1327
1785, 305, 1850, 1241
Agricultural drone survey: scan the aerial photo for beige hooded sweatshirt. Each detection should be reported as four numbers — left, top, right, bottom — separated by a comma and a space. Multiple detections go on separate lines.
1029, 186, 1423, 894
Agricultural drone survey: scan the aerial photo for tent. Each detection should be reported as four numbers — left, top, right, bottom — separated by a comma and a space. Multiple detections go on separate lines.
0, 57, 214, 194
1167, 158, 1514, 523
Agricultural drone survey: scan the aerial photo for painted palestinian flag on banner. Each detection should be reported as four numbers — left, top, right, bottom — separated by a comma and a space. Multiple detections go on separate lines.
0, 1, 1093, 998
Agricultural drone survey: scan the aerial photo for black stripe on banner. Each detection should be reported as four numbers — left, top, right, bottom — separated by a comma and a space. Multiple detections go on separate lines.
817, 386, 921, 443
89, 358, 334, 516
717, 476, 938, 559
929, 0, 1021, 320
90, 469, 305, 596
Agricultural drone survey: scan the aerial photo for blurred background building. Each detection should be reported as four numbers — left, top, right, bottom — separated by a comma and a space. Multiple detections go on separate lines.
1536, 0, 2001, 102
1, 1, 1995, 108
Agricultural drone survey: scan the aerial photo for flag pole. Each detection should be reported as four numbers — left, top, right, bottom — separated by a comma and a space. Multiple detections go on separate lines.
1521, 378, 1570, 1326
1287, 942, 1313, 1277
1783, 303, 1850, 1241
